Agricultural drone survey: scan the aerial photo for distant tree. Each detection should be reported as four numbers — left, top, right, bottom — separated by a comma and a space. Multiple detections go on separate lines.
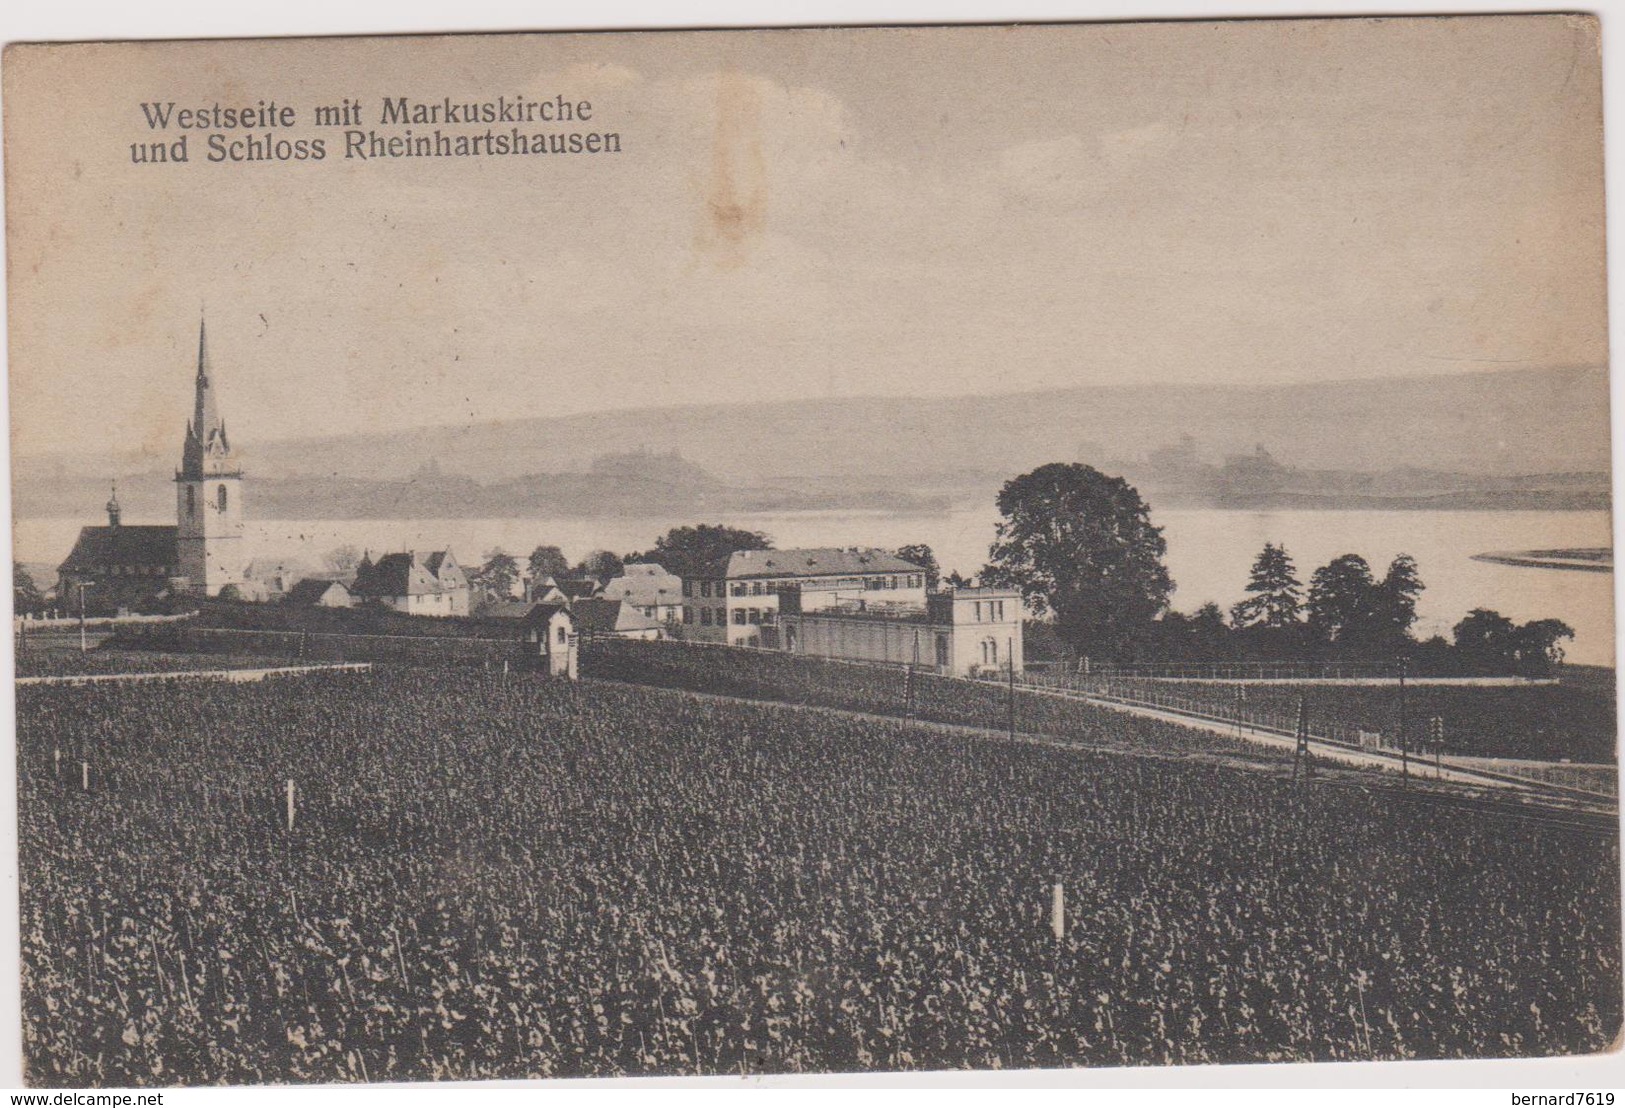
629, 524, 772, 580
527, 545, 569, 581
13, 563, 42, 616
1515, 618, 1575, 674
1452, 608, 1519, 671
1229, 543, 1304, 630
324, 544, 362, 578
474, 550, 520, 600
1376, 553, 1425, 645
942, 570, 971, 588
1453, 608, 1574, 676
575, 550, 625, 583
982, 463, 1173, 659
1307, 554, 1381, 653
895, 544, 940, 590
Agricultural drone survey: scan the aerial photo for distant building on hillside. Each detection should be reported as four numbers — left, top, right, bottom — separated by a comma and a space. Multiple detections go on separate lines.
601, 563, 683, 624
684, 547, 928, 648
351, 550, 470, 616
778, 585, 1025, 677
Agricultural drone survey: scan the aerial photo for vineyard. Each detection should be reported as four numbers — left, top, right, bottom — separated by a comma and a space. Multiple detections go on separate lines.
17, 668, 1622, 1084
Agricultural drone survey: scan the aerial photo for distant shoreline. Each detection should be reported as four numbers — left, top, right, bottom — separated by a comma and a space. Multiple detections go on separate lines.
1471, 548, 1613, 573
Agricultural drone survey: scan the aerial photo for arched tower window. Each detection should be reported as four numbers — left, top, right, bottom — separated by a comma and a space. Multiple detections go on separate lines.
217, 485, 227, 511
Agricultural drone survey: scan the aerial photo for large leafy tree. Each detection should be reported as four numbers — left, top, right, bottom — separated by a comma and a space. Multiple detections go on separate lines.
474, 549, 520, 600
894, 544, 940, 590
982, 463, 1172, 658
1306, 554, 1380, 651
628, 524, 772, 579
527, 545, 569, 581
1229, 543, 1304, 629
574, 550, 626, 582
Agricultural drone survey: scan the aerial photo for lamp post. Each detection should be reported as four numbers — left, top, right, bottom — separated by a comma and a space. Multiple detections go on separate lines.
76, 580, 95, 653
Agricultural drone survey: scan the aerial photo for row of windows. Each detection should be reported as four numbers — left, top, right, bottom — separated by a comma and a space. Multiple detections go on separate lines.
973, 600, 1008, 622
681, 606, 777, 626
682, 574, 926, 598
97, 564, 169, 577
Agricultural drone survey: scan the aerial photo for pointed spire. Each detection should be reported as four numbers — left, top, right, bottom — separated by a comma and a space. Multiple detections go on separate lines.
105, 479, 121, 528
180, 313, 233, 479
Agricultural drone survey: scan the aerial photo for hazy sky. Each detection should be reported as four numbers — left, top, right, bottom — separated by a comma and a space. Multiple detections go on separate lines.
4, 15, 1605, 458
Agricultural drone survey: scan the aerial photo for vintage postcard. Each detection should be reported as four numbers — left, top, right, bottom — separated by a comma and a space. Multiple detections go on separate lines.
3, 15, 1618, 1086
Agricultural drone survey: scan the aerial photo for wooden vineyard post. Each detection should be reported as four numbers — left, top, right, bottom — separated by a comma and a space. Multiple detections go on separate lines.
1397, 657, 1410, 787
286, 778, 296, 833
1051, 881, 1065, 942
1291, 697, 1311, 784
1007, 640, 1016, 741
81, 761, 89, 792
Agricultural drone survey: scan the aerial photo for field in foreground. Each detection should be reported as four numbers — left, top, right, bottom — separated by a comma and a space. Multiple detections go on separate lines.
17, 669, 1622, 1085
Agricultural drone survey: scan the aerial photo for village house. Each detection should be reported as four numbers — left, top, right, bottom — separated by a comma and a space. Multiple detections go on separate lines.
778, 584, 1025, 677
570, 597, 667, 642
284, 578, 353, 608
600, 562, 684, 624
683, 547, 929, 648
350, 550, 471, 617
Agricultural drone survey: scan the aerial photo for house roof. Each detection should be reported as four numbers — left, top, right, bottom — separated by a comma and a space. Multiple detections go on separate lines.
520, 601, 573, 627
710, 547, 926, 580
601, 566, 683, 606
480, 600, 537, 619
59, 525, 178, 573
554, 578, 602, 599
285, 578, 350, 605
571, 598, 663, 634
353, 550, 464, 598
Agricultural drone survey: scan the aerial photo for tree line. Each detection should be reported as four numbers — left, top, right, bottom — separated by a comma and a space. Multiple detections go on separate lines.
977, 462, 1575, 675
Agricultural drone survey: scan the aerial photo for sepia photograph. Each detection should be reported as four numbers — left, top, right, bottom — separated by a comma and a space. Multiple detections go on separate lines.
1, 9, 1619, 1089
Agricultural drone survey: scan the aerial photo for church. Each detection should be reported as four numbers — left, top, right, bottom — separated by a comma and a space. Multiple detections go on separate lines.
57, 319, 247, 611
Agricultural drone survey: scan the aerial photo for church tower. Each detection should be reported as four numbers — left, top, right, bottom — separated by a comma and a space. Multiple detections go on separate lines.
175, 317, 245, 595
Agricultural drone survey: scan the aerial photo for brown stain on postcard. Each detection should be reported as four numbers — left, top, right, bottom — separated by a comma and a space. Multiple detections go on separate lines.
698, 70, 767, 269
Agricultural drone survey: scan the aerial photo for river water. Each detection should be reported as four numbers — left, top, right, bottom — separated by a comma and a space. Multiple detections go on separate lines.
13, 507, 1616, 667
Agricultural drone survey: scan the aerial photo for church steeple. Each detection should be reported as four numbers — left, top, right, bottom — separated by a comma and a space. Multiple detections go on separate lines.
180, 314, 234, 480
175, 314, 246, 597
105, 480, 121, 528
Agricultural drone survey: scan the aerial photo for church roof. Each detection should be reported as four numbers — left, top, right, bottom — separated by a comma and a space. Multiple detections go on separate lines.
59, 525, 178, 573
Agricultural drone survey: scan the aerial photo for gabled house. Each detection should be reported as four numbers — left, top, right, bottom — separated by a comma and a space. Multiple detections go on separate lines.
351, 550, 471, 617
570, 597, 667, 641
285, 578, 353, 608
